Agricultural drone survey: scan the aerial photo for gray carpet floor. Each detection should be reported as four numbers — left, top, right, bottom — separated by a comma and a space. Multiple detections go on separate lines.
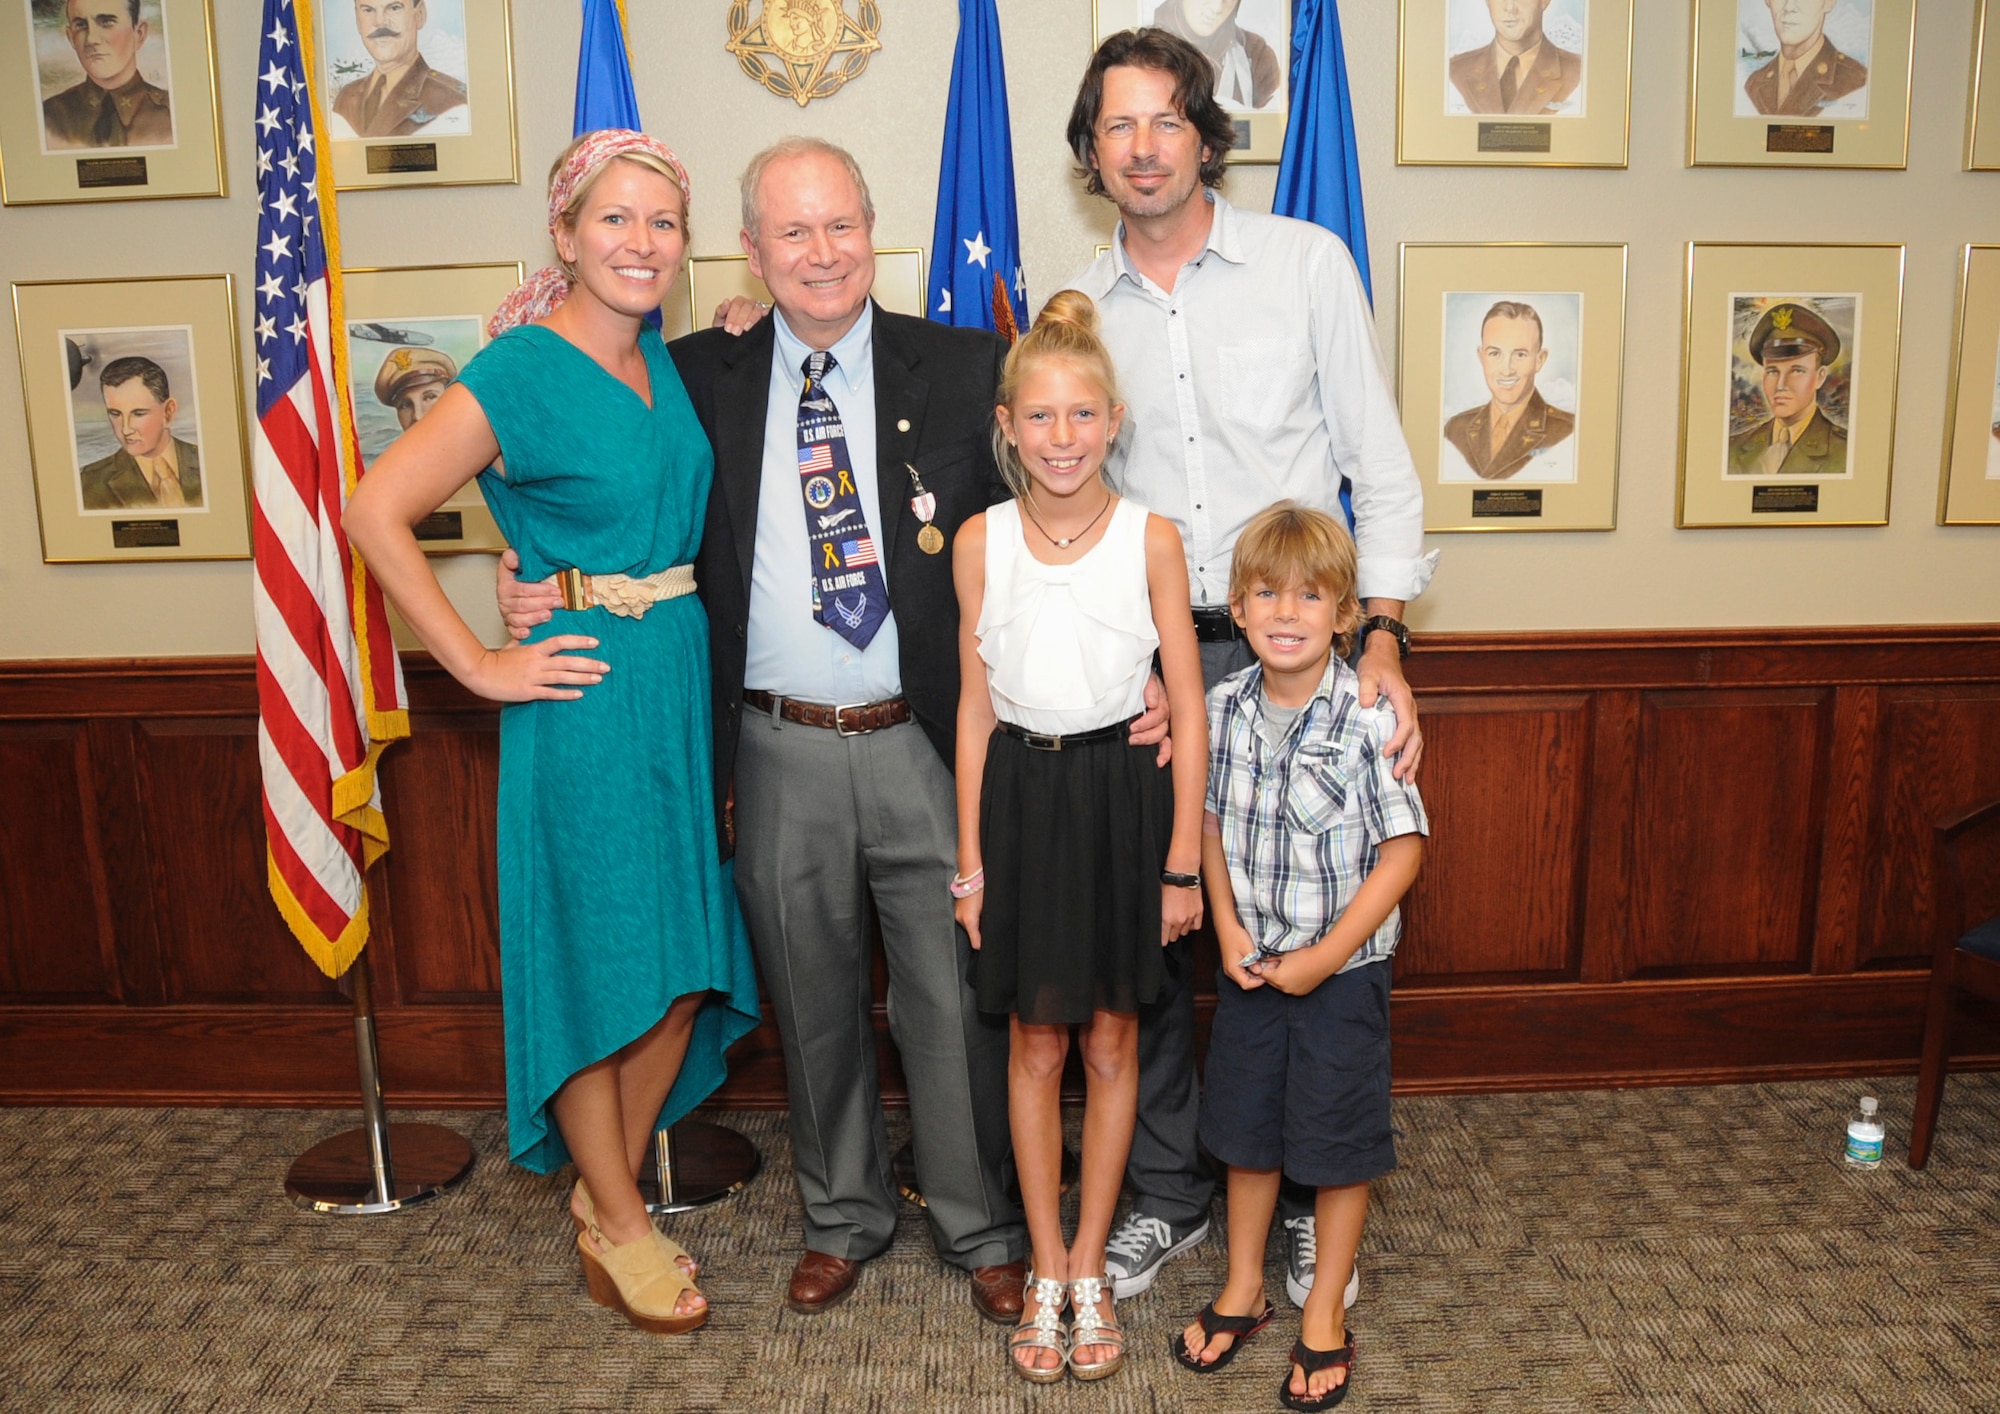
1, 1074, 1995, 1412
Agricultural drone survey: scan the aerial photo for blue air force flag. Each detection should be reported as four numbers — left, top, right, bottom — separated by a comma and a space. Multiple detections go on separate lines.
927, 0, 1026, 339
1274, 0, 1372, 303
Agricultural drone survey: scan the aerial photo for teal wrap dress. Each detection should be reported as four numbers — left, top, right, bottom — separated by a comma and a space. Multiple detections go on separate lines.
457, 323, 759, 1174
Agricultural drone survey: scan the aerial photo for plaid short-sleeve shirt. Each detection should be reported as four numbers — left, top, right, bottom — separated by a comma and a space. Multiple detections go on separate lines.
1205, 657, 1429, 968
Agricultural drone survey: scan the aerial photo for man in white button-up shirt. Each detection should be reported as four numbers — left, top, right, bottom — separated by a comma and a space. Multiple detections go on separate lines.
1061, 26, 1435, 1314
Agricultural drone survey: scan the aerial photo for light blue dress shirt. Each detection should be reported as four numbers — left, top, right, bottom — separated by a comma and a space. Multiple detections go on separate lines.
743, 303, 904, 703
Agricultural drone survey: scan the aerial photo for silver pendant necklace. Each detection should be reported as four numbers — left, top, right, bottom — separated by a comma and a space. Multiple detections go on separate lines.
1023, 491, 1111, 549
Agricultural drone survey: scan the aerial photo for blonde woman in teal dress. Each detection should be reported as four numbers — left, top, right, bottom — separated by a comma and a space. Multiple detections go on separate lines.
346, 130, 757, 1335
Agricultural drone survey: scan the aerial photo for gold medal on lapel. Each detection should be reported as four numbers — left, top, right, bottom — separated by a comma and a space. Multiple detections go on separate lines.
918, 523, 944, 555
906, 462, 943, 554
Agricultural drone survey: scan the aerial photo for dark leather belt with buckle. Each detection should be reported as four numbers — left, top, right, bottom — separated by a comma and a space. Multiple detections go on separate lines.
997, 720, 1130, 752
743, 690, 912, 736
1190, 607, 1243, 644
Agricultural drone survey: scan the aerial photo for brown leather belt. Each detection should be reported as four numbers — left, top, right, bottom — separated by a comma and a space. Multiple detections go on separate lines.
743, 690, 912, 736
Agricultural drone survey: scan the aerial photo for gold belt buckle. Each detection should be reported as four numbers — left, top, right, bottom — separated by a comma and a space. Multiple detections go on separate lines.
1022, 729, 1062, 751
557, 567, 590, 612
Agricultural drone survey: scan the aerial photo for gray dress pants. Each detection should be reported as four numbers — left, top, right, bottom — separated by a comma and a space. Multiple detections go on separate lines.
734, 709, 1024, 1268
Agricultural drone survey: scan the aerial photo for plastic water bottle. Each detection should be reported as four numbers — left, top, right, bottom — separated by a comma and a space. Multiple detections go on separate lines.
1844, 1095, 1884, 1168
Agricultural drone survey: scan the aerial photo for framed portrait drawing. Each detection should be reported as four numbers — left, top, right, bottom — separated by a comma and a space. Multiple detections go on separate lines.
1399, 244, 1625, 532
11, 274, 249, 561
342, 262, 520, 553
1935, 246, 2000, 525
0, 0, 223, 205
319, 0, 516, 190
1677, 244, 1903, 528
682, 248, 928, 338
1688, 0, 1914, 168
1968, 0, 2000, 170
1092, 0, 1288, 163
1398, 0, 1633, 167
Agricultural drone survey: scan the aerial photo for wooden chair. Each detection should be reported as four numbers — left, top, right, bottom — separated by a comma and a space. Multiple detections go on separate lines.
1908, 795, 2000, 1169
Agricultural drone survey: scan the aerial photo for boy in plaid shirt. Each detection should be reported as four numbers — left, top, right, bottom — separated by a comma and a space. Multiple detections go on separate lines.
1173, 503, 1427, 1411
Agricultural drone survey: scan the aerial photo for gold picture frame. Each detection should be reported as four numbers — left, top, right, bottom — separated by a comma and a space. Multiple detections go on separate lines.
342, 261, 521, 554
1688, 0, 1914, 169
12, 274, 249, 562
1967, 0, 2000, 170
1399, 243, 1626, 532
320, 0, 517, 191
1397, 0, 1632, 168
1935, 245, 2000, 525
1676, 243, 1903, 529
1091, 0, 1288, 164
683, 248, 929, 335
0, 0, 225, 205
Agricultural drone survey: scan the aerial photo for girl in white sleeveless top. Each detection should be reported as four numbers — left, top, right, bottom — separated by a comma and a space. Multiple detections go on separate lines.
951, 292, 1207, 1384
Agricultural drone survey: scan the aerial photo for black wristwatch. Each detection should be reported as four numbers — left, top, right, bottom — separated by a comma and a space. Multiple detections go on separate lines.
1360, 615, 1411, 660
1161, 869, 1202, 890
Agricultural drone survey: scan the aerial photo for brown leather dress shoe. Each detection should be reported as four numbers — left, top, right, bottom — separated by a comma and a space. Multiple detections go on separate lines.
970, 1260, 1029, 1324
787, 1251, 862, 1314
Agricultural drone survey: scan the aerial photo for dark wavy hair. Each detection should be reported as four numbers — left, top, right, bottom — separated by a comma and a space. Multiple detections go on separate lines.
1065, 27, 1238, 198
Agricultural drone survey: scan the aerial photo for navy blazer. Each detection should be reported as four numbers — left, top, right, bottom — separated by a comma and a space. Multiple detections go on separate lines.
669, 303, 1011, 858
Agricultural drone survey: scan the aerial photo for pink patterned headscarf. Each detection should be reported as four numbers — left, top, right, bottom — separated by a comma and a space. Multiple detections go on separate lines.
488, 129, 692, 337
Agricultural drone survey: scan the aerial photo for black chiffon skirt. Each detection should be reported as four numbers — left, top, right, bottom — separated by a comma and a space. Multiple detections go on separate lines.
974, 724, 1183, 1025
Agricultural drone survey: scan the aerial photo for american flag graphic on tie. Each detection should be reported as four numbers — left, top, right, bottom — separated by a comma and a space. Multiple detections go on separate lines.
250, 0, 408, 979
840, 537, 879, 568
799, 443, 835, 475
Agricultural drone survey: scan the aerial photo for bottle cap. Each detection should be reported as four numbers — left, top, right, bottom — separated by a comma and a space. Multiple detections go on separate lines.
1860, 1096, 1878, 1114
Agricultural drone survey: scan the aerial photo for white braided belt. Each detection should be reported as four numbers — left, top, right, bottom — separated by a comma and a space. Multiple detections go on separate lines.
556, 563, 696, 619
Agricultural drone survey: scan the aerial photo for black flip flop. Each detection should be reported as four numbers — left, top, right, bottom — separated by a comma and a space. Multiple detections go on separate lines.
1278, 1330, 1356, 1411
1169, 1300, 1276, 1373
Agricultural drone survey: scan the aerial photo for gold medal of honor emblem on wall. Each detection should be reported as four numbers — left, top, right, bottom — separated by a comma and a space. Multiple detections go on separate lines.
726, 0, 883, 107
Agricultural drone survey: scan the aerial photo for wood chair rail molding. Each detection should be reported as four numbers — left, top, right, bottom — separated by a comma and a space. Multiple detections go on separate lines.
2, 625, 1997, 1107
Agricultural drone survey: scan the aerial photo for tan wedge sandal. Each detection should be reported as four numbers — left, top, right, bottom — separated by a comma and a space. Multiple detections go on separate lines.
577, 1221, 708, 1335
1067, 1274, 1126, 1380
572, 1178, 699, 1280
1009, 1272, 1069, 1384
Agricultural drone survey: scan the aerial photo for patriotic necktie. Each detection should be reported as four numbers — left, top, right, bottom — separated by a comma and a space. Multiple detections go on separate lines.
797, 351, 888, 650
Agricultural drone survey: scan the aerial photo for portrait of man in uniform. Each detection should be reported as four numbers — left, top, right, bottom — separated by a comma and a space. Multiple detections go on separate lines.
64, 334, 204, 512
1736, 0, 1872, 119
1725, 297, 1854, 478
1439, 294, 1580, 483
1445, 0, 1586, 118
325, 0, 469, 140
1146, 0, 1286, 110
35, 0, 175, 152
346, 314, 489, 518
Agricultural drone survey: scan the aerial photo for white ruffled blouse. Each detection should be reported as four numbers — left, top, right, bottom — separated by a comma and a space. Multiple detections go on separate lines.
976, 497, 1159, 735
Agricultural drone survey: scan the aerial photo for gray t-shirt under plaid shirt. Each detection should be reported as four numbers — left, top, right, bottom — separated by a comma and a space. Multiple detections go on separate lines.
1206, 657, 1430, 968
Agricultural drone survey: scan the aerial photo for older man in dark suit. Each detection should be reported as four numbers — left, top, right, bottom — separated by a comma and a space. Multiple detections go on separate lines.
1449, 0, 1583, 115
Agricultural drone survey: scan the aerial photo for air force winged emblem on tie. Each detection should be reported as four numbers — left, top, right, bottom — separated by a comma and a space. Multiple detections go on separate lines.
725, 0, 882, 108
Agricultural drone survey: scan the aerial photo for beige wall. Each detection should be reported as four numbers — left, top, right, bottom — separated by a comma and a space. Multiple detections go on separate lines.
3, 0, 1996, 661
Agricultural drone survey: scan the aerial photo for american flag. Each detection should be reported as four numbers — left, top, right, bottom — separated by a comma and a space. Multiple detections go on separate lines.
840, 537, 879, 567
799, 443, 834, 475
250, 0, 407, 979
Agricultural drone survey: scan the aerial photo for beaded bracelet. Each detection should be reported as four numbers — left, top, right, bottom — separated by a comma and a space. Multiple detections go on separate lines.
948, 868, 985, 899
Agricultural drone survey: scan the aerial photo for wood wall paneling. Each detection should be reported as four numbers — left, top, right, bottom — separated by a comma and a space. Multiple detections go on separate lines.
378, 716, 503, 1004
1631, 689, 1829, 977
1395, 694, 1591, 985
0, 722, 119, 1001
1860, 687, 2000, 969
3, 630, 1998, 1108
135, 718, 346, 1007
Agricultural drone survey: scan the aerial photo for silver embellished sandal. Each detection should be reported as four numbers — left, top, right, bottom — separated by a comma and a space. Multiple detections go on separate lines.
1009, 1271, 1069, 1383
1067, 1274, 1126, 1380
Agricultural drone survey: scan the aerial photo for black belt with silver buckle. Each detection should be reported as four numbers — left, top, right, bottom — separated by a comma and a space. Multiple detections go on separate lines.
997, 720, 1130, 752
1190, 607, 1242, 644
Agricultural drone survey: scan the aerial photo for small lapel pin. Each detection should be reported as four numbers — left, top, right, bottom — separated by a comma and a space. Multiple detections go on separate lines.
896, 419, 911, 433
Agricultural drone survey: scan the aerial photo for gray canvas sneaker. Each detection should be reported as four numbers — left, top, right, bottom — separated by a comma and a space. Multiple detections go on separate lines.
1283, 1215, 1360, 1309
1102, 1212, 1210, 1298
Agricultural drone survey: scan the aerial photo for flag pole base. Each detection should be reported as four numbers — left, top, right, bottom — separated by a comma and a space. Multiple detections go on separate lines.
284, 1122, 475, 1215
637, 1119, 760, 1215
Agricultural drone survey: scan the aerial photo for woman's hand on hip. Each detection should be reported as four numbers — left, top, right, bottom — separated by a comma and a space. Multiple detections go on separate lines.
463, 636, 608, 703
496, 548, 563, 641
